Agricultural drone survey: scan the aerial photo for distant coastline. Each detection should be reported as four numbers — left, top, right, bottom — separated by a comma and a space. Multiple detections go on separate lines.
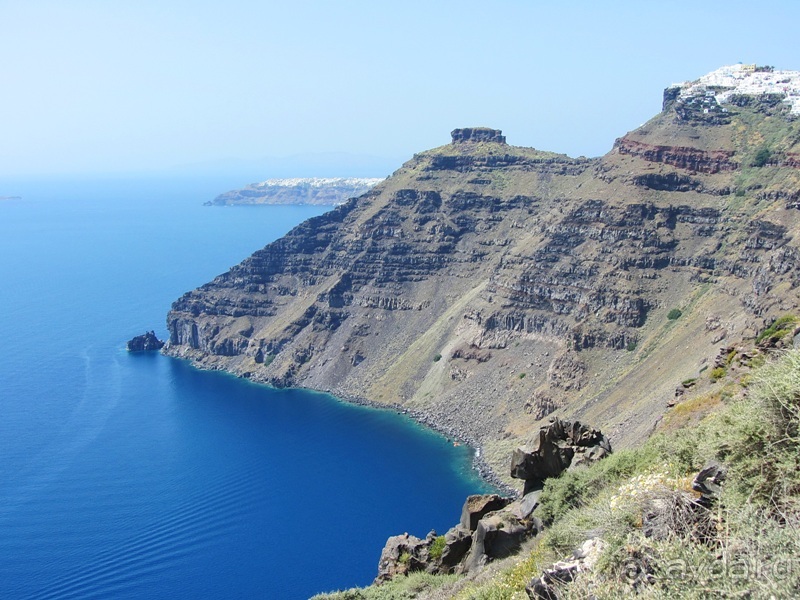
206, 177, 383, 207
0, 196, 22, 201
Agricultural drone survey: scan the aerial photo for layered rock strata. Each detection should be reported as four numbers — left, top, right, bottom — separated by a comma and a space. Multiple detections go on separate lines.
165, 66, 800, 483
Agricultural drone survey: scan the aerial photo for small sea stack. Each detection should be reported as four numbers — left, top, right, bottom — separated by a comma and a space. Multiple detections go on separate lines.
127, 331, 165, 352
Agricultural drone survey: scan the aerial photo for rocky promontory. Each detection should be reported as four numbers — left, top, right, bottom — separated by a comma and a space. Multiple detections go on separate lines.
165, 65, 800, 486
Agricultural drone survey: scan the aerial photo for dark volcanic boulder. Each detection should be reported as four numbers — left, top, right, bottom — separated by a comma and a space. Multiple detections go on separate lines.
460, 494, 511, 532
465, 511, 536, 572
511, 418, 611, 493
439, 525, 473, 572
375, 531, 436, 583
127, 331, 165, 352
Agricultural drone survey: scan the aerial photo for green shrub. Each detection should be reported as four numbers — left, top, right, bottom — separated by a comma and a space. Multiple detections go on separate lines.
518, 372, 526, 379
756, 314, 798, 343
433, 353, 442, 362
429, 535, 446, 560
667, 308, 682, 320
751, 146, 772, 167
626, 341, 637, 352
709, 366, 726, 382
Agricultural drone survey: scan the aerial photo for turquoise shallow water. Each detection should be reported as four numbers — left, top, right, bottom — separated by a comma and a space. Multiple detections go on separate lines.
0, 175, 491, 599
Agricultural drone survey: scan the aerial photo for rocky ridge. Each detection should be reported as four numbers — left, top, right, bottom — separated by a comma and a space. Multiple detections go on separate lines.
165, 66, 800, 485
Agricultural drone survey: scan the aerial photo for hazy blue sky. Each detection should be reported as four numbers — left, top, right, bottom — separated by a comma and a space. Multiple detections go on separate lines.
3, 0, 800, 177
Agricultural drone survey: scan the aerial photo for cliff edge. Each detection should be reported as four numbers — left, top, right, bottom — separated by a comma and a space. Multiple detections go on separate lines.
165, 67, 800, 484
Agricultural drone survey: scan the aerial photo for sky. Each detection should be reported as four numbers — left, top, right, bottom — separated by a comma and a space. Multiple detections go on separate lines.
3, 0, 800, 178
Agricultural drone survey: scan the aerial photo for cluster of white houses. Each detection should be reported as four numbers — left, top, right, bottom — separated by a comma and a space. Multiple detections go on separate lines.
255, 177, 385, 189
671, 64, 800, 115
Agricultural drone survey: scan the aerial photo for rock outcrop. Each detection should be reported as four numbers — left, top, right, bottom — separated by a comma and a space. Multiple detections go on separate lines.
127, 331, 165, 352
451, 127, 507, 144
510, 418, 611, 495
374, 420, 610, 584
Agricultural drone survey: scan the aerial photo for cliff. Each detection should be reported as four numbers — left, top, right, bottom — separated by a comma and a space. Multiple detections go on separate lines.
207, 177, 384, 206
165, 67, 800, 484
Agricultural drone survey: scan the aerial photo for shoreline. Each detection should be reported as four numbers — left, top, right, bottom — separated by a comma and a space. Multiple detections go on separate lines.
161, 346, 518, 497
322, 389, 518, 497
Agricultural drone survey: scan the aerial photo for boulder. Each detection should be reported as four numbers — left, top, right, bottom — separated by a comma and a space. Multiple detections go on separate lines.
460, 494, 510, 532
511, 418, 611, 493
375, 531, 434, 583
509, 487, 543, 521
438, 525, 472, 572
526, 538, 606, 599
464, 511, 535, 572
126, 331, 165, 352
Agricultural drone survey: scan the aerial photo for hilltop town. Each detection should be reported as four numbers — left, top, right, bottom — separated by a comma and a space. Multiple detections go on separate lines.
671, 63, 800, 114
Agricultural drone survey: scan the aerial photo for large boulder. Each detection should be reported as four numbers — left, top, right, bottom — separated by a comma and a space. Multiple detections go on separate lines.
450, 127, 506, 144
438, 525, 473, 573
511, 418, 611, 493
460, 494, 511, 531
375, 531, 436, 583
465, 511, 537, 572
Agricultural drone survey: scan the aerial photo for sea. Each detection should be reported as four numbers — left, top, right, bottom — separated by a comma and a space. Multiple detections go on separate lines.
0, 174, 493, 599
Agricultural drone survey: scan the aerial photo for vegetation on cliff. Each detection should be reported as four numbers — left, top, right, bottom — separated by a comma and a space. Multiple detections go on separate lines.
314, 342, 800, 598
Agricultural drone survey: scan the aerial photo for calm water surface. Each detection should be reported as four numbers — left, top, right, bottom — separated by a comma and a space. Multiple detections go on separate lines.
0, 175, 491, 599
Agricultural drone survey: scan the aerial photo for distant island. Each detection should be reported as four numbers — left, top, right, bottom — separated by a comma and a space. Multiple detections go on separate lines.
205, 177, 384, 206
0, 196, 22, 201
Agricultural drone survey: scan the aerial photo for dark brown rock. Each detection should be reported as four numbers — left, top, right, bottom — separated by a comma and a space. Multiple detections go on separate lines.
460, 494, 510, 532
511, 418, 611, 494
465, 511, 535, 572
126, 331, 165, 352
375, 531, 435, 583
439, 525, 472, 572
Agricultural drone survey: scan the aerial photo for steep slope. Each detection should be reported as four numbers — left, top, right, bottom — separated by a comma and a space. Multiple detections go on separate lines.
165, 68, 800, 484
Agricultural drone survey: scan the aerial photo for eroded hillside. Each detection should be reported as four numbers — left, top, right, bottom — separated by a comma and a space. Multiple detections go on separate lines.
165, 70, 800, 484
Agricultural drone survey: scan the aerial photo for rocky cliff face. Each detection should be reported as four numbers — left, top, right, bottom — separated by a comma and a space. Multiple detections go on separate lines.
165, 70, 800, 484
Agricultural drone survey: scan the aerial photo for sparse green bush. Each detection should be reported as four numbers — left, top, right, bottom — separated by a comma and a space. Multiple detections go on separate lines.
429, 535, 446, 560
626, 341, 637, 352
518, 372, 526, 379
756, 314, 798, 344
709, 366, 726, 382
433, 353, 442, 362
667, 308, 682, 320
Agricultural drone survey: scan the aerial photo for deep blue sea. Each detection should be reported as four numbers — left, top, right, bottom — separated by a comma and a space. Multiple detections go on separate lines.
0, 175, 491, 599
